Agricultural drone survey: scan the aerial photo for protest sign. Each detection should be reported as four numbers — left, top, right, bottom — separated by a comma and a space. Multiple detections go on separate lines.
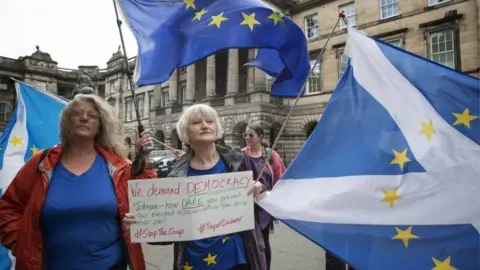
128, 171, 255, 243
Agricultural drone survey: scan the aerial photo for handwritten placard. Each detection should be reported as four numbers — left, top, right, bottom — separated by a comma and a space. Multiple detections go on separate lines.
128, 171, 255, 243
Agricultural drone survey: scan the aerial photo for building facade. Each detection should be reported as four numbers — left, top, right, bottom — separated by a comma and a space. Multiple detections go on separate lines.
1, 0, 479, 164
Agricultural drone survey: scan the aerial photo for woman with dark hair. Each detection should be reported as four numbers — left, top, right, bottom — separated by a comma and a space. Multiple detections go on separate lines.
241, 123, 286, 270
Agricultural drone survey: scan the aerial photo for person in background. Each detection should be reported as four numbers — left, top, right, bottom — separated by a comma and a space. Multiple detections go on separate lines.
0, 94, 156, 270
241, 123, 286, 270
124, 104, 268, 270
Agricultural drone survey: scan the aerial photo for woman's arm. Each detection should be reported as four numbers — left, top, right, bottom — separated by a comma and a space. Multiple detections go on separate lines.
0, 152, 42, 251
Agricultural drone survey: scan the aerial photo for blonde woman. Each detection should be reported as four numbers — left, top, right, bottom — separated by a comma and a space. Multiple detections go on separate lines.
0, 94, 156, 270
125, 104, 267, 270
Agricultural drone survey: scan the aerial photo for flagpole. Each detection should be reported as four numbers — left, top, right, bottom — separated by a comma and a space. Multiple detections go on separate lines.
112, 0, 153, 176
8, 77, 177, 152
255, 12, 347, 184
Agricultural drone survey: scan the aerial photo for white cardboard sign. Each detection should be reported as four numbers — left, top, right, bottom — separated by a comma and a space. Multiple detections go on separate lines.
128, 171, 255, 242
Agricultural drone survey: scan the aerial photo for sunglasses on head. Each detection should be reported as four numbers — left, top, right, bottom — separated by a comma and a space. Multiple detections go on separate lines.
242, 133, 255, 139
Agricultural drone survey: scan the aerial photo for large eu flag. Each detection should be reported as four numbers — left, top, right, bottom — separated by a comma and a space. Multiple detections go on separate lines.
258, 27, 480, 269
116, 0, 310, 97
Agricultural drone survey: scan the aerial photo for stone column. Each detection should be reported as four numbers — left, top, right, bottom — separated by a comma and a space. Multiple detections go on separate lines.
225, 49, 239, 105
185, 64, 195, 107
153, 84, 162, 108
168, 69, 178, 104
204, 55, 216, 103
247, 49, 255, 92
251, 49, 268, 103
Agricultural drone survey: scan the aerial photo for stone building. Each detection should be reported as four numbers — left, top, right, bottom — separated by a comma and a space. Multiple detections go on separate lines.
1, 0, 479, 164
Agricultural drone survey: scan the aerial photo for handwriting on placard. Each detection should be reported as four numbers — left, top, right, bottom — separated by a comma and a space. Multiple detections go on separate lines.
128, 171, 255, 242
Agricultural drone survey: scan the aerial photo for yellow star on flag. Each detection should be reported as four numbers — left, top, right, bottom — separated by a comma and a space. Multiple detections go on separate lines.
183, 0, 195, 10
240, 12, 260, 31
222, 236, 229, 244
419, 120, 435, 141
209, 12, 228, 28
392, 226, 419, 248
30, 145, 40, 154
268, 11, 284, 26
390, 149, 411, 171
203, 253, 217, 265
380, 187, 403, 208
192, 8, 207, 21
10, 136, 23, 146
431, 256, 457, 270
452, 108, 478, 128
183, 262, 193, 270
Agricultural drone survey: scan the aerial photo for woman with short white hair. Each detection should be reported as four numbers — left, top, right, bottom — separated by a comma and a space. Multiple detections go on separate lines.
125, 103, 268, 270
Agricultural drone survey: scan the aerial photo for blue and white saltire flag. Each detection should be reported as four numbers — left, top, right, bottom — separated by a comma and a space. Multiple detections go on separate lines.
116, 0, 310, 97
0, 81, 67, 270
258, 27, 480, 270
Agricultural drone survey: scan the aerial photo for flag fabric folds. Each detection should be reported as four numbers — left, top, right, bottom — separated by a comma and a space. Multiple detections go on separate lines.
116, 0, 310, 97
258, 27, 480, 270
0, 82, 67, 270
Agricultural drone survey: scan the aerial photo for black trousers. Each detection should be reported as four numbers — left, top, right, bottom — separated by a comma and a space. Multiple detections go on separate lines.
326, 252, 355, 270
261, 226, 272, 270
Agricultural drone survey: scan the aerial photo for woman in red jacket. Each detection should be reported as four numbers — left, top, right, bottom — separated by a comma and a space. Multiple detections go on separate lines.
0, 94, 156, 270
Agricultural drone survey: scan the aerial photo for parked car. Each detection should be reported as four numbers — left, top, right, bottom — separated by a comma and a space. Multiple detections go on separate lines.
154, 156, 176, 177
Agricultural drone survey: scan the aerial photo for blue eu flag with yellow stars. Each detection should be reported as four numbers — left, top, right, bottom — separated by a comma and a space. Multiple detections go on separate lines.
259, 27, 480, 270
116, 0, 310, 97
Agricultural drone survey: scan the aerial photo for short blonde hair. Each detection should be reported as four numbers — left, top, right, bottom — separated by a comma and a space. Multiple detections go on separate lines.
176, 104, 223, 145
59, 94, 127, 158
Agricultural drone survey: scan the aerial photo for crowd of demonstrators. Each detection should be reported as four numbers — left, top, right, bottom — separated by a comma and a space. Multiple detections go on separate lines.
0, 94, 156, 270
0, 91, 355, 270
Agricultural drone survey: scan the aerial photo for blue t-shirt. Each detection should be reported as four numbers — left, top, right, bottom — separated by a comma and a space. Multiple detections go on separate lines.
41, 154, 123, 270
184, 158, 247, 270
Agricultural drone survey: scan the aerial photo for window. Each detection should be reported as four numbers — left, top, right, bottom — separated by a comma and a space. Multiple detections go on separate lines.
161, 90, 168, 108
35, 82, 46, 91
429, 0, 450, 6
429, 29, 456, 69
148, 91, 154, 110
125, 98, 133, 121
137, 95, 144, 119
0, 102, 10, 121
380, 0, 399, 19
307, 59, 321, 94
0, 83, 7, 91
339, 3, 356, 29
386, 39, 403, 48
339, 54, 349, 79
305, 14, 319, 39
178, 86, 185, 103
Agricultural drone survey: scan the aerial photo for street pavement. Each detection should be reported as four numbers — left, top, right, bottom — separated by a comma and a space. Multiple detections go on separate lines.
142, 222, 326, 270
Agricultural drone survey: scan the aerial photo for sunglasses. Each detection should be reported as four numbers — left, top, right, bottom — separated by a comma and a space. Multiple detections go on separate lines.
243, 133, 255, 139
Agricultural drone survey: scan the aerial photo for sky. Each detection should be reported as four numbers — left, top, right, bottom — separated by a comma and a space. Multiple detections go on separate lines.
0, 0, 138, 69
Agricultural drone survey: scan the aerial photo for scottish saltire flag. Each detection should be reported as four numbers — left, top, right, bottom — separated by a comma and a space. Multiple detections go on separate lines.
258, 27, 480, 270
0, 81, 67, 270
116, 0, 310, 97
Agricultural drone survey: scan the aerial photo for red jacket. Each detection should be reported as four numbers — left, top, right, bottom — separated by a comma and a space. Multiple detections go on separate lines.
0, 145, 157, 270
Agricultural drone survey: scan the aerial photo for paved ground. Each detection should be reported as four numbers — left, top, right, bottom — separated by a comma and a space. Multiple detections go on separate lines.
142, 222, 326, 270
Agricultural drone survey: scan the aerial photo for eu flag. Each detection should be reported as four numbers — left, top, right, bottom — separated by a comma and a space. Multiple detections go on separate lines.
116, 0, 310, 97
258, 27, 480, 269
0, 81, 67, 270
